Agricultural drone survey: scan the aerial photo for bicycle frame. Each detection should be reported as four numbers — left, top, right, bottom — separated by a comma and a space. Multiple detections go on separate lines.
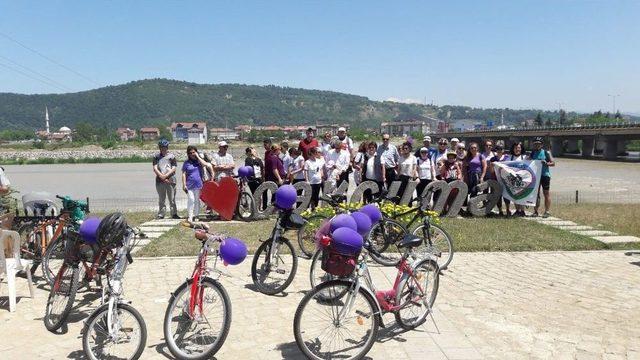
102, 229, 136, 336
188, 236, 222, 319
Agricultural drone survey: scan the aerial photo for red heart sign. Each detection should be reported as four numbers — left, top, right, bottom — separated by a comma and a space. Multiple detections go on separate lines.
200, 177, 239, 221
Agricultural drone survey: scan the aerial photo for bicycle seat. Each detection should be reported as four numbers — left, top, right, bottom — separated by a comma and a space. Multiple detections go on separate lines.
397, 234, 423, 249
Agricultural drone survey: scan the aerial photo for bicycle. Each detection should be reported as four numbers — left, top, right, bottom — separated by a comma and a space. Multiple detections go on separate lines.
234, 175, 256, 222
163, 222, 234, 360
44, 220, 122, 332
368, 199, 453, 269
82, 226, 147, 360
294, 234, 439, 359
251, 208, 303, 295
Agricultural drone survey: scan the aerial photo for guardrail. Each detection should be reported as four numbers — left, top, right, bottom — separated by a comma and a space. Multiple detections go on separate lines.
433, 122, 640, 135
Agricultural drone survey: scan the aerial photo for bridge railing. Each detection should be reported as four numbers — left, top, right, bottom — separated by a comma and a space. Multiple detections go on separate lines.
433, 122, 640, 135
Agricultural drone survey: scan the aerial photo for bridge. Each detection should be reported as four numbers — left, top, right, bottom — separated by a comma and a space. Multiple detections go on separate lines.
428, 122, 640, 160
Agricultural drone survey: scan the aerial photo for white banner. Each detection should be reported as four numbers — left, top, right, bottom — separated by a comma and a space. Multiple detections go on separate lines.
493, 160, 543, 206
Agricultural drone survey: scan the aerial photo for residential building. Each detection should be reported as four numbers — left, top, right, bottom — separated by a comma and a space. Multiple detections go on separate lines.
140, 127, 160, 141
209, 127, 239, 141
170, 122, 208, 143
379, 121, 429, 136
316, 124, 349, 136
116, 127, 137, 141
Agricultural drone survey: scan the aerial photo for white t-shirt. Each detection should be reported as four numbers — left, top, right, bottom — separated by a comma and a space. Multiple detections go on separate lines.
417, 157, 434, 180
212, 152, 234, 180
305, 159, 323, 184
282, 153, 293, 175
509, 154, 527, 161
365, 155, 376, 180
399, 154, 416, 177
337, 136, 354, 154
326, 149, 350, 173
292, 155, 305, 180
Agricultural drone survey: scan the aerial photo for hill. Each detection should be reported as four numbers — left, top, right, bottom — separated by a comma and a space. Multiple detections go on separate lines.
0, 78, 597, 131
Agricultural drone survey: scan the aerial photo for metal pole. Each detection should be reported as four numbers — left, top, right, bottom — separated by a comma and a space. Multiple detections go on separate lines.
575, 190, 579, 204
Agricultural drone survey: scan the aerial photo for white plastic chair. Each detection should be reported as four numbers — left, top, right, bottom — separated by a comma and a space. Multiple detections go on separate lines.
0, 229, 35, 312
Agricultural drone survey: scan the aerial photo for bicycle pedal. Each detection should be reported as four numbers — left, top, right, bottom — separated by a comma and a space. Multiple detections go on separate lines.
275, 269, 286, 274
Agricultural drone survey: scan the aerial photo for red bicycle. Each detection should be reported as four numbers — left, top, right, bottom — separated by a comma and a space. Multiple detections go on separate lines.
163, 223, 233, 360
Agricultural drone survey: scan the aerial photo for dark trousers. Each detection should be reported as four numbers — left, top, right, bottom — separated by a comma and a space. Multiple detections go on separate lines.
310, 183, 321, 209
415, 179, 432, 206
467, 172, 481, 198
384, 168, 396, 188
338, 171, 349, 189
362, 175, 381, 203
397, 174, 412, 204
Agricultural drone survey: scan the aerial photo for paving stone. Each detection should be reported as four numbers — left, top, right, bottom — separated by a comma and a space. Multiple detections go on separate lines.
140, 232, 164, 239
571, 230, 618, 236
554, 225, 594, 231
592, 236, 640, 244
535, 220, 578, 226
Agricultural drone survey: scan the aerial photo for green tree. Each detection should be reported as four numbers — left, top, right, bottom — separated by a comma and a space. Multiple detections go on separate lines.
535, 112, 543, 126
559, 109, 567, 125
615, 111, 622, 119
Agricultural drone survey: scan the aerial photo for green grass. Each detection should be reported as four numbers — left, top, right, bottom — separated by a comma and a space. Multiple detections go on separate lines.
553, 203, 640, 238
91, 211, 155, 227
135, 211, 639, 257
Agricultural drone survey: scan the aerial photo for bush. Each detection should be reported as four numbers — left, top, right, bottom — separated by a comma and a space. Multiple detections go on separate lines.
302, 202, 440, 228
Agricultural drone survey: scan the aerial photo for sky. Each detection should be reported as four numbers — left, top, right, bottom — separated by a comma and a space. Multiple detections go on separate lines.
1, 0, 639, 113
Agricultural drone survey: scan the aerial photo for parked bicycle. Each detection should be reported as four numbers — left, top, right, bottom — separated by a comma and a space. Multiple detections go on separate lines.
294, 234, 439, 360
164, 221, 247, 360
82, 214, 147, 360
234, 175, 255, 222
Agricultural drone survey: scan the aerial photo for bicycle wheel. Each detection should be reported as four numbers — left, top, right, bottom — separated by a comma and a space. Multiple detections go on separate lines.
394, 258, 439, 330
83, 303, 147, 360
251, 238, 298, 295
297, 214, 326, 259
44, 263, 79, 332
294, 279, 380, 360
43, 235, 67, 286
411, 223, 454, 270
164, 278, 231, 360
367, 218, 406, 266
236, 191, 255, 222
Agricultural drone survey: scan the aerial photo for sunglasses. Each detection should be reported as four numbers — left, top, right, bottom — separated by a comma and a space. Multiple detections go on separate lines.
382, 138, 389, 141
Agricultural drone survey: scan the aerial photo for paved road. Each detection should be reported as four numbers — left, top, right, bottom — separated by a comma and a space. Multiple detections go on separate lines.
1, 251, 640, 359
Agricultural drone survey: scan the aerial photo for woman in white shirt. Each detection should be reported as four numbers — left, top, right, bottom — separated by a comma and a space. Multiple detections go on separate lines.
360, 141, 380, 203
352, 142, 366, 185
304, 147, 325, 210
290, 149, 306, 184
396, 141, 417, 204
416, 147, 436, 203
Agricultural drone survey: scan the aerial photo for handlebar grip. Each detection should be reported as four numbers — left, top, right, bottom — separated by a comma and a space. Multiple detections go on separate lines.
56, 195, 65, 200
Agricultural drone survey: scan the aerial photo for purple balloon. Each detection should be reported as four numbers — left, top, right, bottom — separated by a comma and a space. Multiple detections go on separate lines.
359, 204, 382, 224
79, 217, 101, 245
220, 237, 248, 265
275, 184, 297, 209
330, 214, 357, 233
331, 227, 364, 255
351, 212, 373, 236
238, 166, 254, 178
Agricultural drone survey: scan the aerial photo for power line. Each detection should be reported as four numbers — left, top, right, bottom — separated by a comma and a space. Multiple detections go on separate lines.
0, 60, 69, 92
0, 54, 74, 92
0, 31, 101, 87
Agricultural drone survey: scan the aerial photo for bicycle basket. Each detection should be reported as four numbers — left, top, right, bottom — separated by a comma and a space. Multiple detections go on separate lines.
281, 212, 305, 230
320, 246, 359, 277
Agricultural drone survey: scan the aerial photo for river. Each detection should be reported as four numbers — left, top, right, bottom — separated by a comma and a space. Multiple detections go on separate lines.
4, 158, 640, 211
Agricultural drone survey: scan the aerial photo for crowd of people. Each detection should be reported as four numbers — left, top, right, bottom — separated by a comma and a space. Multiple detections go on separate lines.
152, 128, 556, 221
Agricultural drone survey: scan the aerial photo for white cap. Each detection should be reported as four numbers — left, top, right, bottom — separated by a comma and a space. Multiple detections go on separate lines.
420, 147, 429, 152
337, 127, 346, 132
451, 137, 460, 143
457, 142, 465, 149
218, 140, 228, 147
423, 136, 432, 142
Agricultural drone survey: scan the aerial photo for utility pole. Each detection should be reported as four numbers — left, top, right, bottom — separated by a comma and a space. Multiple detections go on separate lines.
608, 94, 619, 116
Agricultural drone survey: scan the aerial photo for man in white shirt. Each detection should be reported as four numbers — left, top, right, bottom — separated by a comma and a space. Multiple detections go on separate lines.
377, 133, 399, 188
212, 141, 235, 180
326, 140, 351, 189
0, 166, 11, 194
335, 127, 355, 157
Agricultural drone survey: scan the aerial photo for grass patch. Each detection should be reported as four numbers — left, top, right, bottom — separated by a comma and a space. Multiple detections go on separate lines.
136, 213, 639, 257
553, 203, 640, 238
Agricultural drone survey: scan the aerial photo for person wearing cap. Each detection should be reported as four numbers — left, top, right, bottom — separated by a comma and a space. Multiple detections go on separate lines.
377, 133, 400, 188
416, 146, 436, 203
450, 138, 460, 151
153, 139, 179, 219
456, 142, 467, 162
529, 136, 555, 217
336, 127, 354, 156
298, 127, 319, 160
326, 140, 351, 189
211, 141, 235, 180
414, 135, 435, 159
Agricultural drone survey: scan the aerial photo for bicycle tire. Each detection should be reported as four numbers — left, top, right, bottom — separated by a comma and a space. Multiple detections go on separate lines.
42, 234, 67, 287
294, 279, 380, 360
44, 263, 79, 332
394, 258, 439, 330
163, 278, 231, 360
367, 218, 406, 266
251, 238, 298, 295
236, 191, 255, 222
297, 214, 326, 259
411, 223, 454, 270
83, 302, 147, 360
